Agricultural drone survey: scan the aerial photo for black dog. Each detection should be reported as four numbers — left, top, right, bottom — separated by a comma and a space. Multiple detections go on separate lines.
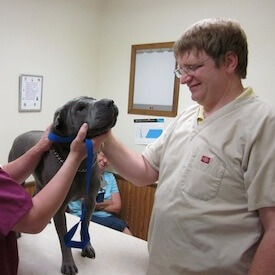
9, 96, 118, 275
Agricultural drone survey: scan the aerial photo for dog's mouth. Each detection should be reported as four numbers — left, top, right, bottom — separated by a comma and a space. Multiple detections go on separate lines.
86, 112, 118, 139
87, 129, 108, 139
86, 119, 117, 139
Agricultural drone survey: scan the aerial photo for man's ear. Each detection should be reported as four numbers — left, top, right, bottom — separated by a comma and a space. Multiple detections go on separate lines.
224, 51, 238, 74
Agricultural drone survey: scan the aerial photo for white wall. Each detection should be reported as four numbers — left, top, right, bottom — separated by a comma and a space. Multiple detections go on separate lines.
1, 0, 275, 164
98, 0, 275, 154
0, 0, 101, 163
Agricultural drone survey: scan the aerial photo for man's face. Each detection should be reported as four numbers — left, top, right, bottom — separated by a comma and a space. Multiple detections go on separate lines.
176, 50, 228, 109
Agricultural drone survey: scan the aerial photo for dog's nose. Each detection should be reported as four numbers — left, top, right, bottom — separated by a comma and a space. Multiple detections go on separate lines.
101, 99, 114, 107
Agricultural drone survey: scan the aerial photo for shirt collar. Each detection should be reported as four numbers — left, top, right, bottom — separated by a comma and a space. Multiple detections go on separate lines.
197, 87, 255, 124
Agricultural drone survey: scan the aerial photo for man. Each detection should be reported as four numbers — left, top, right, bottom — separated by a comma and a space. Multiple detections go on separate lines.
94, 18, 275, 274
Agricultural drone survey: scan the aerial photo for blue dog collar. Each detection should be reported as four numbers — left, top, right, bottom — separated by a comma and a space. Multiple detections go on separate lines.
48, 132, 75, 143
48, 131, 93, 249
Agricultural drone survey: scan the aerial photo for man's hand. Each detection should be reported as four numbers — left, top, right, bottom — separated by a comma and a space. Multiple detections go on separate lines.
92, 130, 112, 152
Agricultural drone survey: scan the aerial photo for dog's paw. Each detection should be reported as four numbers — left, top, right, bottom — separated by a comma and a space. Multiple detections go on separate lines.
81, 243, 96, 258
61, 261, 78, 275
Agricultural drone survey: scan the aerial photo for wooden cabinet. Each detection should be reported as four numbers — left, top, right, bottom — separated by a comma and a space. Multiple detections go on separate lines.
23, 181, 35, 196
115, 174, 156, 241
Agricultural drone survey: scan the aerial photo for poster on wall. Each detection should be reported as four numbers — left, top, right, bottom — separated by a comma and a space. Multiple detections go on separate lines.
134, 118, 164, 145
19, 74, 43, 112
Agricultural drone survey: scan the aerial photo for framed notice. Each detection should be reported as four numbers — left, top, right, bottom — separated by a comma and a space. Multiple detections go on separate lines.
128, 42, 180, 117
19, 74, 43, 112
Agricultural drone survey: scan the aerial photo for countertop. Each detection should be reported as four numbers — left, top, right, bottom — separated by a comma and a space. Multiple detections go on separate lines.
18, 213, 149, 275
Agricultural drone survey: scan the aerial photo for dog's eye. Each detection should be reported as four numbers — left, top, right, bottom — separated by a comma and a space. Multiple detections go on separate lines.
76, 104, 86, 112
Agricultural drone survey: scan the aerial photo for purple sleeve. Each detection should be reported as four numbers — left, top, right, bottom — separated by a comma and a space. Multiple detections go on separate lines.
0, 169, 33, 236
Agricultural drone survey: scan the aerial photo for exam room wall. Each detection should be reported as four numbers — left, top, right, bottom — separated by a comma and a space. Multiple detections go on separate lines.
0, 0, 101, 164
96, 0, 275, 154
1, 0, 275, 165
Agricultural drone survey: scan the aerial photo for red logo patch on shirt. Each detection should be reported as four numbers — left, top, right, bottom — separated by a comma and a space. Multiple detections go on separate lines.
201, 155, 211, 164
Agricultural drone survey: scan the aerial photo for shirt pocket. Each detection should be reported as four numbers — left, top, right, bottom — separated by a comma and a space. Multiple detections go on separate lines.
181, 151, 225, 201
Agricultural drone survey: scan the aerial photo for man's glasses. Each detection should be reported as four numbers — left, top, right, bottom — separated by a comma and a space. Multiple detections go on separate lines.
174, 58, 212, 78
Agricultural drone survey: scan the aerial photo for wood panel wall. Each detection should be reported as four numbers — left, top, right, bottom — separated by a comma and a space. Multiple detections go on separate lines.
115, 174, 156, 241
23, 181, 35, 196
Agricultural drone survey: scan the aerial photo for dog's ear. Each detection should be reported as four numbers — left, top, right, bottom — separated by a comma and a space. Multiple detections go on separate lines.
53, 107, 66, 132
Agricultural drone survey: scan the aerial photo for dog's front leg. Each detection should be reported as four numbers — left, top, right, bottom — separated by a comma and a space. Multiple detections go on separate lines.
53, 207, 78, 275
81, 199, 96, 258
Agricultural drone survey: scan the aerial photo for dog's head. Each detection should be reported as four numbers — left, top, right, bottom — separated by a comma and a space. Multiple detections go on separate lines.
52, 96, 119, 139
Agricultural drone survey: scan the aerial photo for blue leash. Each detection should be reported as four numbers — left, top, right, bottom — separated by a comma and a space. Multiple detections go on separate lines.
48, 132, 93, 249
